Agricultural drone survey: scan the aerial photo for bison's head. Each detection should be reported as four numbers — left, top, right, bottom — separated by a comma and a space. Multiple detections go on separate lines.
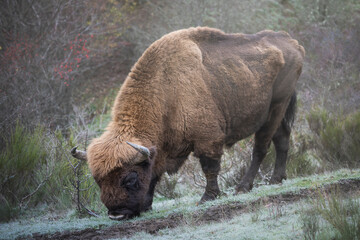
71, 139, 156, 221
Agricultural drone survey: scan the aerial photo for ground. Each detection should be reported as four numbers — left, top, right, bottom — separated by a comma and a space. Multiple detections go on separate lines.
0, 169, 359, 240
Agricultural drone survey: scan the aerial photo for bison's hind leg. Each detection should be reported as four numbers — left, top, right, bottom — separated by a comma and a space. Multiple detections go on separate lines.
269, 122, 290, 184
270, 93, 296, 184
235, 100, 292, 193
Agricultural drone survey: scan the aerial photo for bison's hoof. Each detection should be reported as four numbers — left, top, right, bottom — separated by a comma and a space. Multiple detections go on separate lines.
269, 175, 287, 184
235, 182, 253, 194
199, 191, 220, 204
143, 205, 152, 212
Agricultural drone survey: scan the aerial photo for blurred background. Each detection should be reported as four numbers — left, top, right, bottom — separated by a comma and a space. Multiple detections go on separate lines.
0, 0, 359, 222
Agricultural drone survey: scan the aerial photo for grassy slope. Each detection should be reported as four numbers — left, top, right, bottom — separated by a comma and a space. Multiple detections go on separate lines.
1, 168, 359, 240
128, 200, 306, 240
129, 194, 360, 240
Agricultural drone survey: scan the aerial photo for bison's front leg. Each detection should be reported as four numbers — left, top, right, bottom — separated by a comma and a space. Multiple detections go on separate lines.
199, 156, 221, 203
142, 176, 160, 212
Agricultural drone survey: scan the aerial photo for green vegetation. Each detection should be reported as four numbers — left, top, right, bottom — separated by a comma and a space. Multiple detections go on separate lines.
0, 123, 48, 221
301, 191, 360, 240
0, 123, 104, 222
307, 109, 360, 169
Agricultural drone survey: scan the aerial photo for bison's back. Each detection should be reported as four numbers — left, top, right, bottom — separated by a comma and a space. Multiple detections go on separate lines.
170, 28, 304, 146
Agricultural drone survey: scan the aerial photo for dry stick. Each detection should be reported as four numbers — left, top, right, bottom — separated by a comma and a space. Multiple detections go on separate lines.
80, 202, 100, 218
77, 129, 99, 217
20, 175, 51, 209
64, 137, 98, 217
75, 158, 81, 212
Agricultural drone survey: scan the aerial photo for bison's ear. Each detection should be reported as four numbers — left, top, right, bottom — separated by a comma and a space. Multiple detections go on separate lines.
148, 146, 157, 160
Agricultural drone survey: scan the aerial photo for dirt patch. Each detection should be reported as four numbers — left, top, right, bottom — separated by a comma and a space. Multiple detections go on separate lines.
24, 178, 360, 240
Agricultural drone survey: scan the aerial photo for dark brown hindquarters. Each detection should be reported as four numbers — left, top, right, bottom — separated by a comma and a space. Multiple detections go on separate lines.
270, 92, 297, 183
236, 92, 297, 192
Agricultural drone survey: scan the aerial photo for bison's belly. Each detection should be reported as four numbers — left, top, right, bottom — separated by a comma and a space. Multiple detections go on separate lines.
223, 100, 270, 146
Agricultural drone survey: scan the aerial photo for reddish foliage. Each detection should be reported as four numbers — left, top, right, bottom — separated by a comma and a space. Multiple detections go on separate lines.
54, 34, 92, 86
0, 33, 39, 77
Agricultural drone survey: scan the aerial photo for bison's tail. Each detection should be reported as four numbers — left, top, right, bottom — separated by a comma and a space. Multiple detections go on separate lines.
283, 92, 297, 132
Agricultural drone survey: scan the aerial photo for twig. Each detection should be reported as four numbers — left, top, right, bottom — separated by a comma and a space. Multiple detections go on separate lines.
80, 202, 100, 218
20, 173, 51, 209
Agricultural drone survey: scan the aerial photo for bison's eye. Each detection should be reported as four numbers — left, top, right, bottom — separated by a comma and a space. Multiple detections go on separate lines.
123, 172, 139, 190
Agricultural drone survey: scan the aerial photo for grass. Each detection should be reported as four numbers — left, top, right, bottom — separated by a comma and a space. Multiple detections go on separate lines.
127, 201, 305, 240
301, 191, 360, 240
1, 168, 359, 239
128, 174, 360, 240
126, 195, 354, 240
0, 211, 116, 240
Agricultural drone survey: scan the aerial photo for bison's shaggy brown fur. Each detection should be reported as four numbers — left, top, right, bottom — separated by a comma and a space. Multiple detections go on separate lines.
82, 27, 305, 219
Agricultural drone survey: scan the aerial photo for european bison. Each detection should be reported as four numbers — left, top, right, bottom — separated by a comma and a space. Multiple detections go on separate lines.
71, 27, 305, 220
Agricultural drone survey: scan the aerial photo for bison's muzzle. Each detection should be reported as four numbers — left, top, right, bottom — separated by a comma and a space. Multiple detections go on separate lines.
108, 208, 137, 221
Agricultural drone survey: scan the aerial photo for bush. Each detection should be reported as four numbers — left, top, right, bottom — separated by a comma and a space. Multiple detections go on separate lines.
0, 123, 48, 221
46, 130, 102, 215
0, 122, 103, 221
287, 151, 316, 178
307, 108, 360, 168
301, 190, 360, 240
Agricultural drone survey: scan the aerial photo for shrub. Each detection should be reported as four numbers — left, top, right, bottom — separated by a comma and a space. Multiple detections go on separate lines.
307, 108, 360, 169
46, 130, 102, 215
301, 190, 360, 240
0, 121, 103, 221
0, 123, 48, 221
287, 152, 316, 178
286, 132, 319, 178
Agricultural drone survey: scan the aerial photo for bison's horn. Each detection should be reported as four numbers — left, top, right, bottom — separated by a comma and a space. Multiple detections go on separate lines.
126, 141, 150, 158
70, 146, 88, 161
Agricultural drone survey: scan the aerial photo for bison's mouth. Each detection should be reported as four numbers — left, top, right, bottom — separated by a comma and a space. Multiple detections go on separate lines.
108, 213, 127, 221
108, 208, 137, 221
